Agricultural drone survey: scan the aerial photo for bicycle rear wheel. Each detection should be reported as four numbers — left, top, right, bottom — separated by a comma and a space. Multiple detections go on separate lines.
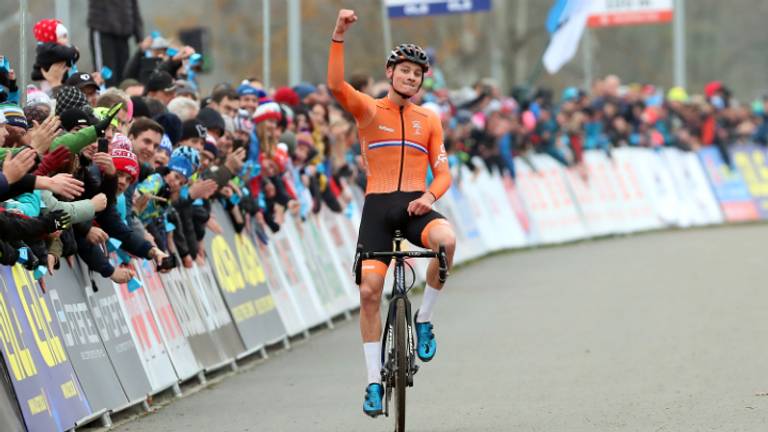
394, 297, 407, 431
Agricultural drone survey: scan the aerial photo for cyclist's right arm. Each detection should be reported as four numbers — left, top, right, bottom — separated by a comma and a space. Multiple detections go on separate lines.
327, 42, 375, 126
327, 9, 375, 126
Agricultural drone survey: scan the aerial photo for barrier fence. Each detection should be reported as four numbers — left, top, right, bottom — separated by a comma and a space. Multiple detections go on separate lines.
0, 144, 765, 431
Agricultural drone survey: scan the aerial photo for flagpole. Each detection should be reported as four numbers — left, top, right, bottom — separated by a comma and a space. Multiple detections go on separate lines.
381, 0, 393, 59
673, 0, 686, 88
582, 28, 593, 90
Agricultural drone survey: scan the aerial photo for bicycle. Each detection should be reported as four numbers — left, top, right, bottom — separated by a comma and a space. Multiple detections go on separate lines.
354, 230, 448, 432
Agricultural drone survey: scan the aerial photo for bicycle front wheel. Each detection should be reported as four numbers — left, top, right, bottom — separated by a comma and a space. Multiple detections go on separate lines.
394, 297, 407, 432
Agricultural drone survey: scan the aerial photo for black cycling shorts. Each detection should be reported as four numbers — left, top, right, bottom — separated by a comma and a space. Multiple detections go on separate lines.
357, 191, 446, 265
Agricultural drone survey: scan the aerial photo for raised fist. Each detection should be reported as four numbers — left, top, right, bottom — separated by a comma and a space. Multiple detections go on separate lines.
333, 9, 358, 40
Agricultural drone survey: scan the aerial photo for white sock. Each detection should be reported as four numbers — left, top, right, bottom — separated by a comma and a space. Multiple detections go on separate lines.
417, 284, 441, 323
363, 342, 382, 385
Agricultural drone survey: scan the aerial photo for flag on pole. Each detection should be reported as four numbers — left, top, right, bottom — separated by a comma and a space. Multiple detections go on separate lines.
542, 0, 593, 74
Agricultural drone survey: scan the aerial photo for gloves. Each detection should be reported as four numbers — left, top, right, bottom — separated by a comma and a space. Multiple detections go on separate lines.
94, 102, 123, 138
40, 210, 72, 233
0, 241, 19, 266
34, 147, 71, 176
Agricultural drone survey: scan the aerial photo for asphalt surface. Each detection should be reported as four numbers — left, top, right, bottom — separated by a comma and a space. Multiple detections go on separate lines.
113, 225, 768, 431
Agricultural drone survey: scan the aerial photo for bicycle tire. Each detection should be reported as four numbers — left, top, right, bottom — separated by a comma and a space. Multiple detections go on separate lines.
394, 297, 407, 431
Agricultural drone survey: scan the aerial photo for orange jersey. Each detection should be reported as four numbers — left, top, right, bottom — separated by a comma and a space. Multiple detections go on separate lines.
327, 41, 452, 199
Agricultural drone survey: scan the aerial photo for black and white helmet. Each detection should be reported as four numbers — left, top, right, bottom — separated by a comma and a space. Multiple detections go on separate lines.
386, 43, 429, 73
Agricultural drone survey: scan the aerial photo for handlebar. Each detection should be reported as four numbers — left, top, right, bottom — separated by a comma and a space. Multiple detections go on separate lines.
353, 244, 448, 285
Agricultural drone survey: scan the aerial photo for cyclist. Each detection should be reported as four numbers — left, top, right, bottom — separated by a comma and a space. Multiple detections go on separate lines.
327, 9, 457, 418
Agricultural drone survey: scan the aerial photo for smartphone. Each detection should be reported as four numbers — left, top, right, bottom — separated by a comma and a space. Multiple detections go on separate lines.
97, 137, 109, 153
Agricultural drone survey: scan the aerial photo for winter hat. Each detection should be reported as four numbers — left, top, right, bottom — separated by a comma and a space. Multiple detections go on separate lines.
31, 42, 79, 80
180, 119, 207, 142
236, 84, 266, 98
166, 155, 193, 180
154, 112, 182, 146
0, 104, 28, 129
158, 135, 173, 156
33, 19, 68, 44
197, 107, 225, 134
111, 148, 139, 182
130, 96, 151, 119
25, 86, 52, 107
667, 86, 689, 103
704, 81, 722, 99
252, 101, 282, 124
171, 145, 201, 171
273, 86, 300, 106
293, 82, 317, 100
55, 86, 89, 115
59, 108, 93, 131
111, 133, 133, 151
203, 141, 219, 158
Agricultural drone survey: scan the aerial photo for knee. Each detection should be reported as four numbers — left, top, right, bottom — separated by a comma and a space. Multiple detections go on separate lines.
359, 277, 383, 308
429, 227, 456, 254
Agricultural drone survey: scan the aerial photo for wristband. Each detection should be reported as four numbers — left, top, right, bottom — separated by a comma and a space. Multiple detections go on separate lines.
427, 192, 437, 203
331, 38, 344, 43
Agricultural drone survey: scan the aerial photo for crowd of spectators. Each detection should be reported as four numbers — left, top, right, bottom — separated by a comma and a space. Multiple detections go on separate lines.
0, 14, 761, 286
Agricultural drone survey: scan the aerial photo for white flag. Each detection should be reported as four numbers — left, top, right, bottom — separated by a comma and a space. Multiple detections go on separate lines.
543, 0, 593, 74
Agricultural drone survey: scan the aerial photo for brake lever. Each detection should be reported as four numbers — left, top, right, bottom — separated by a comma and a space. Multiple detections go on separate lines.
438, 245, 448, 283
354, 244, 363, 285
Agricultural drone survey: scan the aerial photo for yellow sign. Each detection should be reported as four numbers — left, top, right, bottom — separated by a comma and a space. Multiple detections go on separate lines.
12, 265, 66, 367
211, 235, 245, 293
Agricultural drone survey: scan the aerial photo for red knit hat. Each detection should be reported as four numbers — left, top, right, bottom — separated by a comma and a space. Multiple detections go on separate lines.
33, 19, 67, 44
111, 148, 139, 182
273, 87, 300, 106
252, 101, 282, 124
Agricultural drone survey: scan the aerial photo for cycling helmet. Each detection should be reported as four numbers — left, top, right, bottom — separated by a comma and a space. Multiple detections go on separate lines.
171, 145, 201, 172
386, 43, 429, 73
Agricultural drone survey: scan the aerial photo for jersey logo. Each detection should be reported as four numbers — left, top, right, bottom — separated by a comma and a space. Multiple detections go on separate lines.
378, 125, 395, 133
411, 120, 423, 135
434, 144, 448, 168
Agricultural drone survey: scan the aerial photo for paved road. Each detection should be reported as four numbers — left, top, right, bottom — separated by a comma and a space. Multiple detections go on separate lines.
114, 225, 768, 432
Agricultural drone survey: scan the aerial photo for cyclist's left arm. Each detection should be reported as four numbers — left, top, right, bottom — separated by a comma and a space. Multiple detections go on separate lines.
427, 113, 451, 201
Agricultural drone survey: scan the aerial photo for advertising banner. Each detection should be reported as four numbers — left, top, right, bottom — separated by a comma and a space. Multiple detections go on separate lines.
46, 261, 128, 413
184, 262, 247, 361
92, 269, 177, 394
515, 155, 588, 243
317, 207, 362, 305
588, 0, 673, 27
270, 218, 330, 328
386, 0, 491, 18
253, 235, 307, 336
205, 204, 287, 350
459, 164, 506, 252
159, 268, 235, 369
697, 147, 759, 221
80, 261, 152, 404
133, 259, 201, 381
730, 144, 768, 219
501, 174, 536, 245
0, 361, 24, 432
0, 265, 90, 431
282, 214, 349, 319
611, 149, 673, 230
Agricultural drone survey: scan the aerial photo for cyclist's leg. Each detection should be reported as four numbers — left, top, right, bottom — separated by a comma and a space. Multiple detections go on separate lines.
406, 213, 456, 360
421, 219, 456, 289
357, 193, 395, 384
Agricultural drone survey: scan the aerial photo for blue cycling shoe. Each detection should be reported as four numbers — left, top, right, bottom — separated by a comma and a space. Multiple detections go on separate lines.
414, 310, 437, 362
363, 383, 383, 417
